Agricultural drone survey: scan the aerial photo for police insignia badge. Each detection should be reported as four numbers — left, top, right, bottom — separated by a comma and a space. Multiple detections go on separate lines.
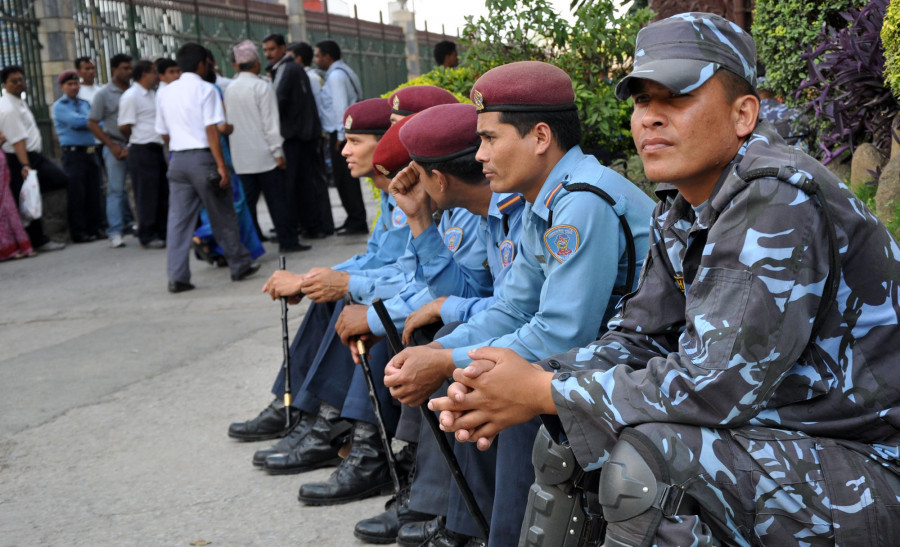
344, 115, 353, 130
393, 95, 400, 110
443, 226, 463, 252
473, 90, 484, 111
544, 225, 579, 263
392, 207, 407, 228
499, 239, 515, 268
375, 164, 389, 176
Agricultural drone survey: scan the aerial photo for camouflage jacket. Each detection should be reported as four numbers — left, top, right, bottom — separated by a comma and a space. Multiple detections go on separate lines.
544, 122, 900, 471
758, 98, 809, 150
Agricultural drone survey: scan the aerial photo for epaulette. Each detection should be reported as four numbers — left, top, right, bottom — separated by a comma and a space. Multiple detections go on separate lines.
497, 193, 525, 213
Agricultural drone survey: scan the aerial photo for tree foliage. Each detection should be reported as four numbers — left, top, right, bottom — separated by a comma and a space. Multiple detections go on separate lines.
881, 0, 900, 98
752, 0, 863, 101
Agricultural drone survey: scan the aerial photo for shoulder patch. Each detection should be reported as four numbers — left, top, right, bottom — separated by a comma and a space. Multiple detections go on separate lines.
392, 207, 407, 228
497, 194, 524, 213
499, 239, 515, 268
544, 225, 579, 263
543, 182, 564, 208
443, 226, 463, 252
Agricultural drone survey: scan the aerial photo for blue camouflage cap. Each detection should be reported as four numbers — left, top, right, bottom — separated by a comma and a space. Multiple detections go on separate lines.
615, 12, 756, 100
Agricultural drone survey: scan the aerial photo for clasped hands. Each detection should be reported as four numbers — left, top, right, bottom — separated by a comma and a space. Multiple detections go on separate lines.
428, 346, 556, 451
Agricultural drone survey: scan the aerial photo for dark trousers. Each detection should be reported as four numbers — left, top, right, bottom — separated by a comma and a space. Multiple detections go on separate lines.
283, 137, 327, 235
328, 131, 367, 231
61, 147, 104, 238
339, 340, 400, 433
311, 137, 335, 233
240, 168, 298, 250
6, 151, 69, 247
127, 143, 169, 244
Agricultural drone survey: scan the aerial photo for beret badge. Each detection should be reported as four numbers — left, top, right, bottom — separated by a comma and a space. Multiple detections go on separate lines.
375, 164, 390, 176
344, 115, 353, 130
392, 95, 400, 110
473, 90, 484, 111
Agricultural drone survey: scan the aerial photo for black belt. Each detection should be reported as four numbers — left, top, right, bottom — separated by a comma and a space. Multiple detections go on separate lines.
171, 148, 210, 154
62, 145, 97, 153
131, 142, 164, 149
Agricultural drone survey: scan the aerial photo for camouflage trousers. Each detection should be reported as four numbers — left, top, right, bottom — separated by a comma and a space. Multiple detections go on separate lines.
605, 423, 900, 546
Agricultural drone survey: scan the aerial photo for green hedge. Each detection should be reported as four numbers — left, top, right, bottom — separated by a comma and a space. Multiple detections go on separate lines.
883, 0, 900, 98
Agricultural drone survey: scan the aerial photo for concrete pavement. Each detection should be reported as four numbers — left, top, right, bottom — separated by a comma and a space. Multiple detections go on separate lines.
0, 189, 393, 545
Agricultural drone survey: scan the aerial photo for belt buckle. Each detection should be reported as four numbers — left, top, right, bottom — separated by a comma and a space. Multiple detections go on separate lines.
86, 146, 95, 154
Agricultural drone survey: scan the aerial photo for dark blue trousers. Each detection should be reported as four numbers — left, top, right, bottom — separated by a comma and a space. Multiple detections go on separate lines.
339, 340, 399, 433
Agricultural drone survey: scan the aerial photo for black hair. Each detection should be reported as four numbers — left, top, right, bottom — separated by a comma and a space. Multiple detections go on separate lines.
433, 41, 456, 65
263, 33, 286, 47
290, 42, 314, 66
75, 57, 93, 70
418, 151, 484, 185
155, 57, 177, 73
110, 53, 133, 70
315, 40, 341, 61
132, 59, 154, 81
202, 53, 217, 84
177, 43, 208, 74
498, 109, 583, 152
1, 65, 24, 84
716, 69, 758, 103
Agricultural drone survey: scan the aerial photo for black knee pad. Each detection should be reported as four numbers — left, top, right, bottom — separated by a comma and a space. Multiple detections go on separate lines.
519, 425, 589, 546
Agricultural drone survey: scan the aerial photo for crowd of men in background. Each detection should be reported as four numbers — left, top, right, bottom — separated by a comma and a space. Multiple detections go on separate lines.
0, 35, 411, 292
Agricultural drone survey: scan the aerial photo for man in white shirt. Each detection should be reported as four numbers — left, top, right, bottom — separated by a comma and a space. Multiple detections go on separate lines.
75, 57, 100, 104
154, 58, 180, 92
118, 59, 167, 249
155, 43, 258, 293
224, 40, 302, 253
314, 39, 368, 235
0, 65, 67, 251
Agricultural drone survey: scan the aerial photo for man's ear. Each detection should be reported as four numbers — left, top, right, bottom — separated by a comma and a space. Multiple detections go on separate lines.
734, 94, 760, 139
532, 122, 554, 155
432, 169, 449, 193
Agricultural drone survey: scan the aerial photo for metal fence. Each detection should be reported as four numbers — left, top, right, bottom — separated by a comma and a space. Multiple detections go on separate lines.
0, 0, 51, 151
73, 0, 288, 83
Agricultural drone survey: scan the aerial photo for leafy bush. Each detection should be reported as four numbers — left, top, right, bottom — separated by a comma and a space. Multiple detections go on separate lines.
459, 0, 653, 156
381, 66, 478, 104
796, 0, 899, 163
882, 0, 900, 98
753, 0, 862, 101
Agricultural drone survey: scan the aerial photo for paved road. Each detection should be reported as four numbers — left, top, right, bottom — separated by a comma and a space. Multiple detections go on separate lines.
0, 190, 391, 545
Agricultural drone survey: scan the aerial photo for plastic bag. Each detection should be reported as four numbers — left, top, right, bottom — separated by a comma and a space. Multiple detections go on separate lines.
19, 168, 41, 226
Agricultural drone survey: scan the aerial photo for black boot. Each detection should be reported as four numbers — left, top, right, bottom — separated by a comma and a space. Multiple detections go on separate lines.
397, 516, 446, 547
353, 482, 436, 544
252, 410, 316, 466
263, 402, 349, 475
227, 399, 300, 441
297, 420, 394, 505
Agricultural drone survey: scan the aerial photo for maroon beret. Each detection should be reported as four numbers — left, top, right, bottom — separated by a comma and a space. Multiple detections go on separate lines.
343, 98, 392, 135
399, 103, 479, 162
470, 61, 576, 114
58, 70, 79, 86
389, 85, 458, 116
373, 115, 414, 177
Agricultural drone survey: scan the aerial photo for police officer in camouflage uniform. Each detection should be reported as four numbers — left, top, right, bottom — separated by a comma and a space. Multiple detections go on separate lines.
758, 84, 810, 152
432, 12, 900, 546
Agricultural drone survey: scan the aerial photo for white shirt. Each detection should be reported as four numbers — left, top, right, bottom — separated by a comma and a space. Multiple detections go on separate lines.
77, 83, 99, 104
0, 92, 42, 154
305, 66, 328, 128
224, 72, 283, 175
215, 74, 233, 92
321, 60, 361, 140
155, 72, 225, 151
118, 83, 164, 145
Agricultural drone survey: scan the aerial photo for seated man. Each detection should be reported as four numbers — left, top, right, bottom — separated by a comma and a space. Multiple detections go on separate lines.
432, 12, 900, 546
384, 62, 656, 545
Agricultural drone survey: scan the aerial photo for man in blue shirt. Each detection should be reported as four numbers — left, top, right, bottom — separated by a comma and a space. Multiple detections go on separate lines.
52, 70, 104, 243
385, 61, 656, 546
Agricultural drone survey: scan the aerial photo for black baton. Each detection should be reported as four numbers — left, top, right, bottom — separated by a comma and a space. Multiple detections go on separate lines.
280, 256, 292, 429
346, 295, 401, 493
371, 297, 490, 539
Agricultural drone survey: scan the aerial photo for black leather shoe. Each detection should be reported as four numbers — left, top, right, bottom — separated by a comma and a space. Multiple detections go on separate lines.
298, 420, 393, 505
227, 399, 299, 441
279, 242, 312, 253
264, 402, 348, 475
303, 230, 332, 239
72, 233, 97, 243
354, 483, 436, 544
231, 262, 261, 281
397, 516, 446, 547
336, 225, 369, 236
168, 281, 195, 294
424, 528, 485, 547
252, 411, 316, 466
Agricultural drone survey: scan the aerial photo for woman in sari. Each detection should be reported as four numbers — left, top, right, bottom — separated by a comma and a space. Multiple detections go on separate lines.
0, 131, 35, 260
